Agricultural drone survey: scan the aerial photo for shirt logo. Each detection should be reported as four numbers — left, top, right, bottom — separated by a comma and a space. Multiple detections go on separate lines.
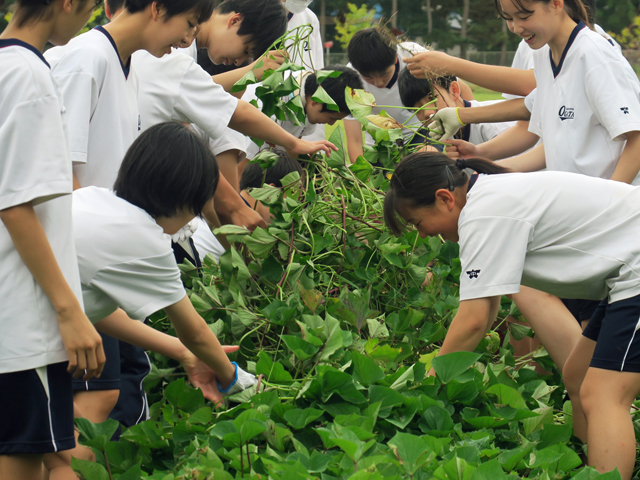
621, 107, 630, 114
466, 269, 481, 279
558, 106, 575, 121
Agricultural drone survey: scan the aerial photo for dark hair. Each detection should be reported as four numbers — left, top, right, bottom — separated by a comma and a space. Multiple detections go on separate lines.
8, 0, 91, 28
197, 48, 248, 74
114, 122, 219, 218
348, 28, 397, 76
240, 152, 303, 190
384, 152, 510, 235
304, 65, 363, 114
217, 0, 287, 59
398, 67, 457, 108
124, 0, 214, 23
495, 0, 592, 28
106, 0, 124, 14
583, 0, 596, 24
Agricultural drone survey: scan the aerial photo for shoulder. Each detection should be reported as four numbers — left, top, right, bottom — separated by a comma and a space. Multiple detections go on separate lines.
0, 46, 58, 101
46, 30, 111, 75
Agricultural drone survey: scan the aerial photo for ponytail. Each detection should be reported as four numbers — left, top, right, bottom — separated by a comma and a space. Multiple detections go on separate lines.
494, 0, 592, 29
384, 152, 509, 235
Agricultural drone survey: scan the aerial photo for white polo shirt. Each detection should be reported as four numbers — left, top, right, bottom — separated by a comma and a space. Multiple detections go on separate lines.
465, 100, 515, 145
45, 27, 140, 189
72, 187, 185, 324
346, 42, 427, 145
192, 217, 226, 262
0, 40, 83, 373
528, 23, 640, 182
458, 172, 640, 304
134, 41, 238, 139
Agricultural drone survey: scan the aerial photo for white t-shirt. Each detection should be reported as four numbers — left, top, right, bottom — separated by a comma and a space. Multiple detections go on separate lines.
458, 172, 640, 304
287, 8, 324, 71
134, 41, 238, 139
72, 187, 185, 323
45, 27, 140, 189
192, 217, 226, 262
503, 40, 535, 101
0, 40, 83, 373
192, 124, 248, 160
466, 100, 515, 145
346, 42, 428, 145
528, 23, 640, 183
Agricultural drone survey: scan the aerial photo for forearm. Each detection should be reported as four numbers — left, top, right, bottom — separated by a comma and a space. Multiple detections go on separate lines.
439, 297, 498, 356
228, 101, 298, 151
212, 65, 253, 95
446, 57, 536, 96
495, 142, 546, 172
0, 203, 81, 315
95, 308, 188, 361
344, 120, 364, 163
458, 98, 531, 125
165, 296, 236, 385
212, 173, 243, 220
610, 131, 640, 184
476, 121, 539, 160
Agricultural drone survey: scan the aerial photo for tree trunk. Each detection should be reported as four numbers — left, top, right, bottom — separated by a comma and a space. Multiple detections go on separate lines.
499, 19, 508, 66
321, 0, 326, 44
391, 0, 398, 28
460, 0, 470, 60
427, 0, 433, 35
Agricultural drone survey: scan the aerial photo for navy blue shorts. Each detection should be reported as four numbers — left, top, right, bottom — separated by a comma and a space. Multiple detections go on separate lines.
73, 332, 120, 391
583, 294, 640, 372
561, 298, 601, 323
0, 362, 74, 454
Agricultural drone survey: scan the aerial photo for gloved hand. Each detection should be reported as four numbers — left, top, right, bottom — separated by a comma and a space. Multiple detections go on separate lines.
217, 362, 259, 397
427, 107, 465, 141
171, 218, 199, 243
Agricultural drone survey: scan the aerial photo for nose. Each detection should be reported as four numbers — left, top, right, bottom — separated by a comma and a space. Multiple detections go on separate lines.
418, 228, 428, 239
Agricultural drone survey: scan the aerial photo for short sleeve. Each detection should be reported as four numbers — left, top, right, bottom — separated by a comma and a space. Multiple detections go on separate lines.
89, 253, 186, 321
585, 60, 640, 141
526, 88, 540, 136
0, 95, 73, 210
458, 216, 534, 301
174, 62, 239, 140
52, 71, 98, 165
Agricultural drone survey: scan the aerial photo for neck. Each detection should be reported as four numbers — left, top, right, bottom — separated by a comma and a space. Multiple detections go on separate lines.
196, 14, 218, 49
1, 19, 55, 52
102, 11, 148, 64
155, 215, 194, 235
548, 16, 579, 65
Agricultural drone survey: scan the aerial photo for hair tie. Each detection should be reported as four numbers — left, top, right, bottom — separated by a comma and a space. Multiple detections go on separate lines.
455, 159, 466, 170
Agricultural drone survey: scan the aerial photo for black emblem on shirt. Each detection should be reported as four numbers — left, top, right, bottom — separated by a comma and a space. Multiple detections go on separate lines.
621, 107, 630, 114
558, 106, 575, 121
466, 269, 481, 279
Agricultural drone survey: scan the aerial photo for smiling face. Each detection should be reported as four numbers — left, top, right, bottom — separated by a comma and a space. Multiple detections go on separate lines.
145, 8, 201, 58
499, 0, 562, 50
398, 196, 461, 243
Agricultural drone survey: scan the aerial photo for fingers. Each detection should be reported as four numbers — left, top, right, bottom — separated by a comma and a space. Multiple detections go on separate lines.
82, 347, 98, 382
66, 349, 78, 378
222, 345, 240, 353
95, 343, 106, 377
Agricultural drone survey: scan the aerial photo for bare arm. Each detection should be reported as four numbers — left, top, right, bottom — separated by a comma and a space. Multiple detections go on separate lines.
457, 98, 531, 125
438, 297, 500, 356
210, 172, 267, 231
404, 51, 536, 97
495, 142, 546, 172
0, 203, 104, 379
228, 100, 337, 156
344, 118, 364, 164
446, 121, 539, 161
610, 130, 640, 184
212, 51, 286, 97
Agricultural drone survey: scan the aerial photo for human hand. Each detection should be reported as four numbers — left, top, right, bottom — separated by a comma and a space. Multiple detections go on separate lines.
290, 139, 338, 157
445, 139, 480, 159
253, 50, 287, 80
217, 362, 259, 398
227, 203, 267, 231
427, 107, 464, 141
181, 346, 239, 405
57, 305, 105, 381
403, 51, 451, 79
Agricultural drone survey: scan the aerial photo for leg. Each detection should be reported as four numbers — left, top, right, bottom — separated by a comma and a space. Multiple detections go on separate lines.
513, 286, 582, 370
73, 389, 119, 424
562, 335, 596, 442
0, 454, 43, 480
581, 368, 640, 479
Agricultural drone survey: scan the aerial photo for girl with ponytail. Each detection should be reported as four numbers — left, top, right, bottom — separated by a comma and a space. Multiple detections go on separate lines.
386, 152, 640, 480
0, 0, 104, 478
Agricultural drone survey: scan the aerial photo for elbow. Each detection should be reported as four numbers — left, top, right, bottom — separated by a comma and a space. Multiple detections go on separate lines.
177, 320, 210, 351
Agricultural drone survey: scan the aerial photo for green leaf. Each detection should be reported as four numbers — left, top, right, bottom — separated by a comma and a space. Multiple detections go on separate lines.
485, 384, 526, 409
366, 317, 389, 339
75, 418, 119, 451
432, 352, 482, 383
284, 408, 324, 429
351, 351, 385, 386
316, 69, 343, 83
282, 334, 320, 361
256, 351, 293, 382
311, 85, 340, 112
231, 69, 257, 93
243, 227, 277, 256
326, 126, 346, 168
321, 369, 367, 404
71, 457, 110, 480
213, 224, 251, 236
345, 87, 376, 121
164, 378, 204, 414
349, 155, 373, 182
470, 459, 507, 480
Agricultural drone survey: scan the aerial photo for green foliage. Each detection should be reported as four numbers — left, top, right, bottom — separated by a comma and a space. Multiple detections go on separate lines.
334, 3, 377, 50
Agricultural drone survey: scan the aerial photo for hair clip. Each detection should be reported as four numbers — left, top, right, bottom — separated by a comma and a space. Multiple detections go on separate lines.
445, 165, 455, 191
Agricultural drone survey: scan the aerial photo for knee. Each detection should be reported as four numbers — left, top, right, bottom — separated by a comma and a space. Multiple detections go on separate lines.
562, 361, 583, 399
579, 379, 601, 417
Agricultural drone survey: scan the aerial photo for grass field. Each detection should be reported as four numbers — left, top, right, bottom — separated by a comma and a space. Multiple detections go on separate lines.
324, 83, 505, 138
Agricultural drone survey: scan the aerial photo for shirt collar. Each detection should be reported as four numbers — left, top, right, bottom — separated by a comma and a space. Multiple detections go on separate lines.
385, 57, 401, 89
95, 25, 131, 79
550, 21, 586, 78
0, 39, 49, 68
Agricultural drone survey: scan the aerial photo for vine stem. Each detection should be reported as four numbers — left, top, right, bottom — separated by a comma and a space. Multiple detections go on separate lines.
344, 212, 384, 233
103, 451, 113, 480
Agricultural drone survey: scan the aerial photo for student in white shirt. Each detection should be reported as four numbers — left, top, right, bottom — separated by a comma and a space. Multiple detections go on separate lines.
45, 0, 221, 434
398, 69, 514, 149
384, 152, 640, 480
0, 0, 104, 477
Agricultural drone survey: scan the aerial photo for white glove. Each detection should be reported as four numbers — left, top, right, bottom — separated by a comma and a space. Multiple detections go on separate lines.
217, 362, 258, 397
171, 218, 199, 243
427, 107, 465, 141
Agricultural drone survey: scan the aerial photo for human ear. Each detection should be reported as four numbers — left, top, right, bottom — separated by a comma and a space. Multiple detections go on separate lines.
434, 189, 455, 209
450, 81, 461, 102
151, 2, 164, 20
228, 12, 243, 28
